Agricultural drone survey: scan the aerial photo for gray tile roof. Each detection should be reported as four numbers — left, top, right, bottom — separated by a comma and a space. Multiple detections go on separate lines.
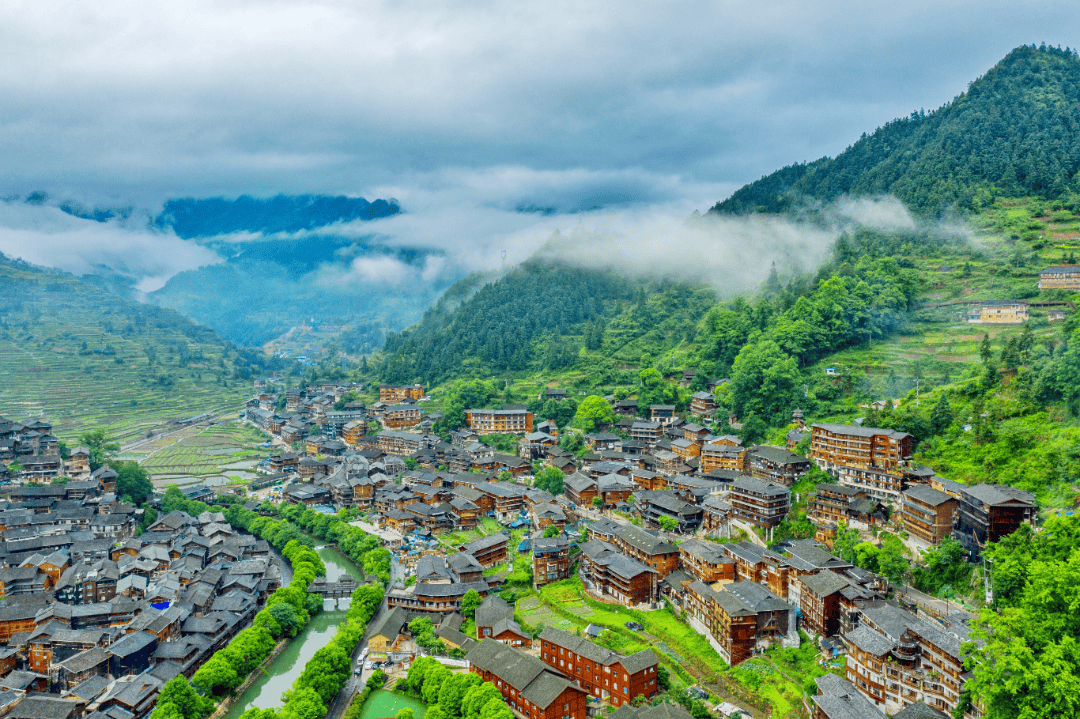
843, 624, 896, 656
812, 423, 911, 440
811, 674, 885, 719
801, 570, 854, 598
903, 484, 953, 506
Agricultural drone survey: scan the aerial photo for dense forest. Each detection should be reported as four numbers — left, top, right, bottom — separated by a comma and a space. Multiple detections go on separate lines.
712, 45, 1080, 216
379, 260, 669, 383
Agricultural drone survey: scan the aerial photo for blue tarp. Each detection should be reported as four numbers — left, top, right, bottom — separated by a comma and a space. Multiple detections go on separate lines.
517, 539, 531, 552
151, 602, 170, 610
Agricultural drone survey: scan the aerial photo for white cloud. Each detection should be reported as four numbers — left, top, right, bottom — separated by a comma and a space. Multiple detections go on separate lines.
0, 201, 220, 292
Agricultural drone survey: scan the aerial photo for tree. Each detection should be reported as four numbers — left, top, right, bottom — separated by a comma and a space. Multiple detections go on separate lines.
966, 521, 1080, 719
109, 460, 154, 505
877, 536, 908, 586
77, 428, 119, 471
979, 333, 993, 364
396, 710, 414, 719
191, 655, 239, 695
268, 602, 302, 637
533, 467, 565, 495
574, 396, 614, 431
657, 516, 678, 533
153, 677, 213, 719
592, 496, 603, 509
729, 340, 801, 425
543, 525, 561, 538
929, 393, 954, 436
437, 672, 482, 717
461, 589, 482, 620
442, 379, 498, 429
462, 682, 504, 719
656, 665, 672, 691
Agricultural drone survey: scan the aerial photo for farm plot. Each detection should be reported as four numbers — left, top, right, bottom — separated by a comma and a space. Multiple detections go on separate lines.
140, 421, 270, 480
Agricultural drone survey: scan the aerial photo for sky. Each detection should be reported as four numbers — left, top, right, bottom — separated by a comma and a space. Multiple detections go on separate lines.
2, 0, 1079, 289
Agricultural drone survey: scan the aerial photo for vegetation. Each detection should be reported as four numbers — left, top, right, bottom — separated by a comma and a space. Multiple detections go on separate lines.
965, 513, 1080, 718
0, 253, 282, 441
398, 657, 512, 719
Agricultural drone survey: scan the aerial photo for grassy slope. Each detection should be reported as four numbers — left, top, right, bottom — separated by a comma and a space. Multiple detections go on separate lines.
515, 577, 843, 719
0, 256, 250, 443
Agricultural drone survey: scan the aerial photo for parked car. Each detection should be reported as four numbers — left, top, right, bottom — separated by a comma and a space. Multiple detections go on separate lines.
625, 622, 644, 631
364, 661, 373, 671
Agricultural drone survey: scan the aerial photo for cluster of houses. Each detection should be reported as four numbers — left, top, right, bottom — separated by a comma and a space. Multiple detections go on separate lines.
0, 477, 281, 719
805, 422, 1037, 559
0, 418, 91, 484
957, 263, 1080, 326
365, 591, 668, 719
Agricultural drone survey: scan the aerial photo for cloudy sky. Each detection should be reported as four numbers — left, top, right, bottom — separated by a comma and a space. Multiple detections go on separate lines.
1, 0, 1078, 286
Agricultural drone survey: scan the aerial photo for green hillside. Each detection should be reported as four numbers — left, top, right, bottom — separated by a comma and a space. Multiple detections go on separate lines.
712, 44, 1080, 216
0, 254, 283, 443
364, 44, 1080, 519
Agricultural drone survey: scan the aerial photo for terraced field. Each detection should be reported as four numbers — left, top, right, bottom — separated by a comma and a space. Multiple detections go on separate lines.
134, 421, 273, 486
0, 255, 252, 442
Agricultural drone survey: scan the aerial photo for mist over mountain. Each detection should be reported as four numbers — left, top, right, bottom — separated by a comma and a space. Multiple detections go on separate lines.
145, 194, 458, 350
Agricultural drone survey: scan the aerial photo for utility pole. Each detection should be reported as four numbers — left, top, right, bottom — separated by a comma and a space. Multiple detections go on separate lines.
915, 378, 920, 407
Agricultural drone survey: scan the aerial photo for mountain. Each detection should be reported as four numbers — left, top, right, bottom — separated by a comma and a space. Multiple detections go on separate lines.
377, 260, 717, 386
146, 194, 459, 350
0, 253, 287, 442
712, 44, 1080, 216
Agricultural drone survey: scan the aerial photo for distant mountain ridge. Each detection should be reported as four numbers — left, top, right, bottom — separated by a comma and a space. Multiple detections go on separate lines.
154, 194, 400, 238
712, 44, 1080, 216
145, 193, 456, 350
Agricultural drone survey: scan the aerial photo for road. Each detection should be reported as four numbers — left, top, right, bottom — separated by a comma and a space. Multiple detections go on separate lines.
325, 554, 403, 719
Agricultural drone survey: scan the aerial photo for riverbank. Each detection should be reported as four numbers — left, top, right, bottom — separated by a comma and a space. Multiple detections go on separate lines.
221, 545, 363, 719
208, 639, 291, 719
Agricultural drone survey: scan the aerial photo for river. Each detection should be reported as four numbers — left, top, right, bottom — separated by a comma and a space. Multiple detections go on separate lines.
222, 545, 363, 719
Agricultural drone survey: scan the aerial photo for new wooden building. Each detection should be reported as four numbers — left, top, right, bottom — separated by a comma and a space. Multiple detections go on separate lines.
952, 483, 1036, 559
729, 476, 790, 528
379, 384, 425, 402
467, 639, 588, 719
900, 485, 958, 546
810, 423, 912, 473
533, 535, 572, 587
465, 406, 534, 435
578, 540, 659, 606
1038, 264, 1080, 290
381, 404, 422, 430
538, 627, 660, 707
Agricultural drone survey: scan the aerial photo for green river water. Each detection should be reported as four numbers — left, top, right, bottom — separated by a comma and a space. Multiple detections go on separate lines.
222, 545, 364, 719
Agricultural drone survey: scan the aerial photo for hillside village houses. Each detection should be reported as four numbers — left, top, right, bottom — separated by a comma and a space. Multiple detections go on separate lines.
0, 479, 280, 719
0, 368, 1029, 719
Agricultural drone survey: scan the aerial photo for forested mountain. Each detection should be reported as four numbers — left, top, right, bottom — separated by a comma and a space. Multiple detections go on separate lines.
712, 44, 1080, 216
0, 253, 288, 440
379, 261, 657, 384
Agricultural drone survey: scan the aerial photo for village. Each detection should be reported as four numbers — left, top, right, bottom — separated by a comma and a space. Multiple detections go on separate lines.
0, 340, 1045, 719
4, 252, 1073, 719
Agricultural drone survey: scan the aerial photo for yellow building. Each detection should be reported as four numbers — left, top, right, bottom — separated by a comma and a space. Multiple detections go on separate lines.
1038, 265, 1080, 290
968, 300, 1029, 324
